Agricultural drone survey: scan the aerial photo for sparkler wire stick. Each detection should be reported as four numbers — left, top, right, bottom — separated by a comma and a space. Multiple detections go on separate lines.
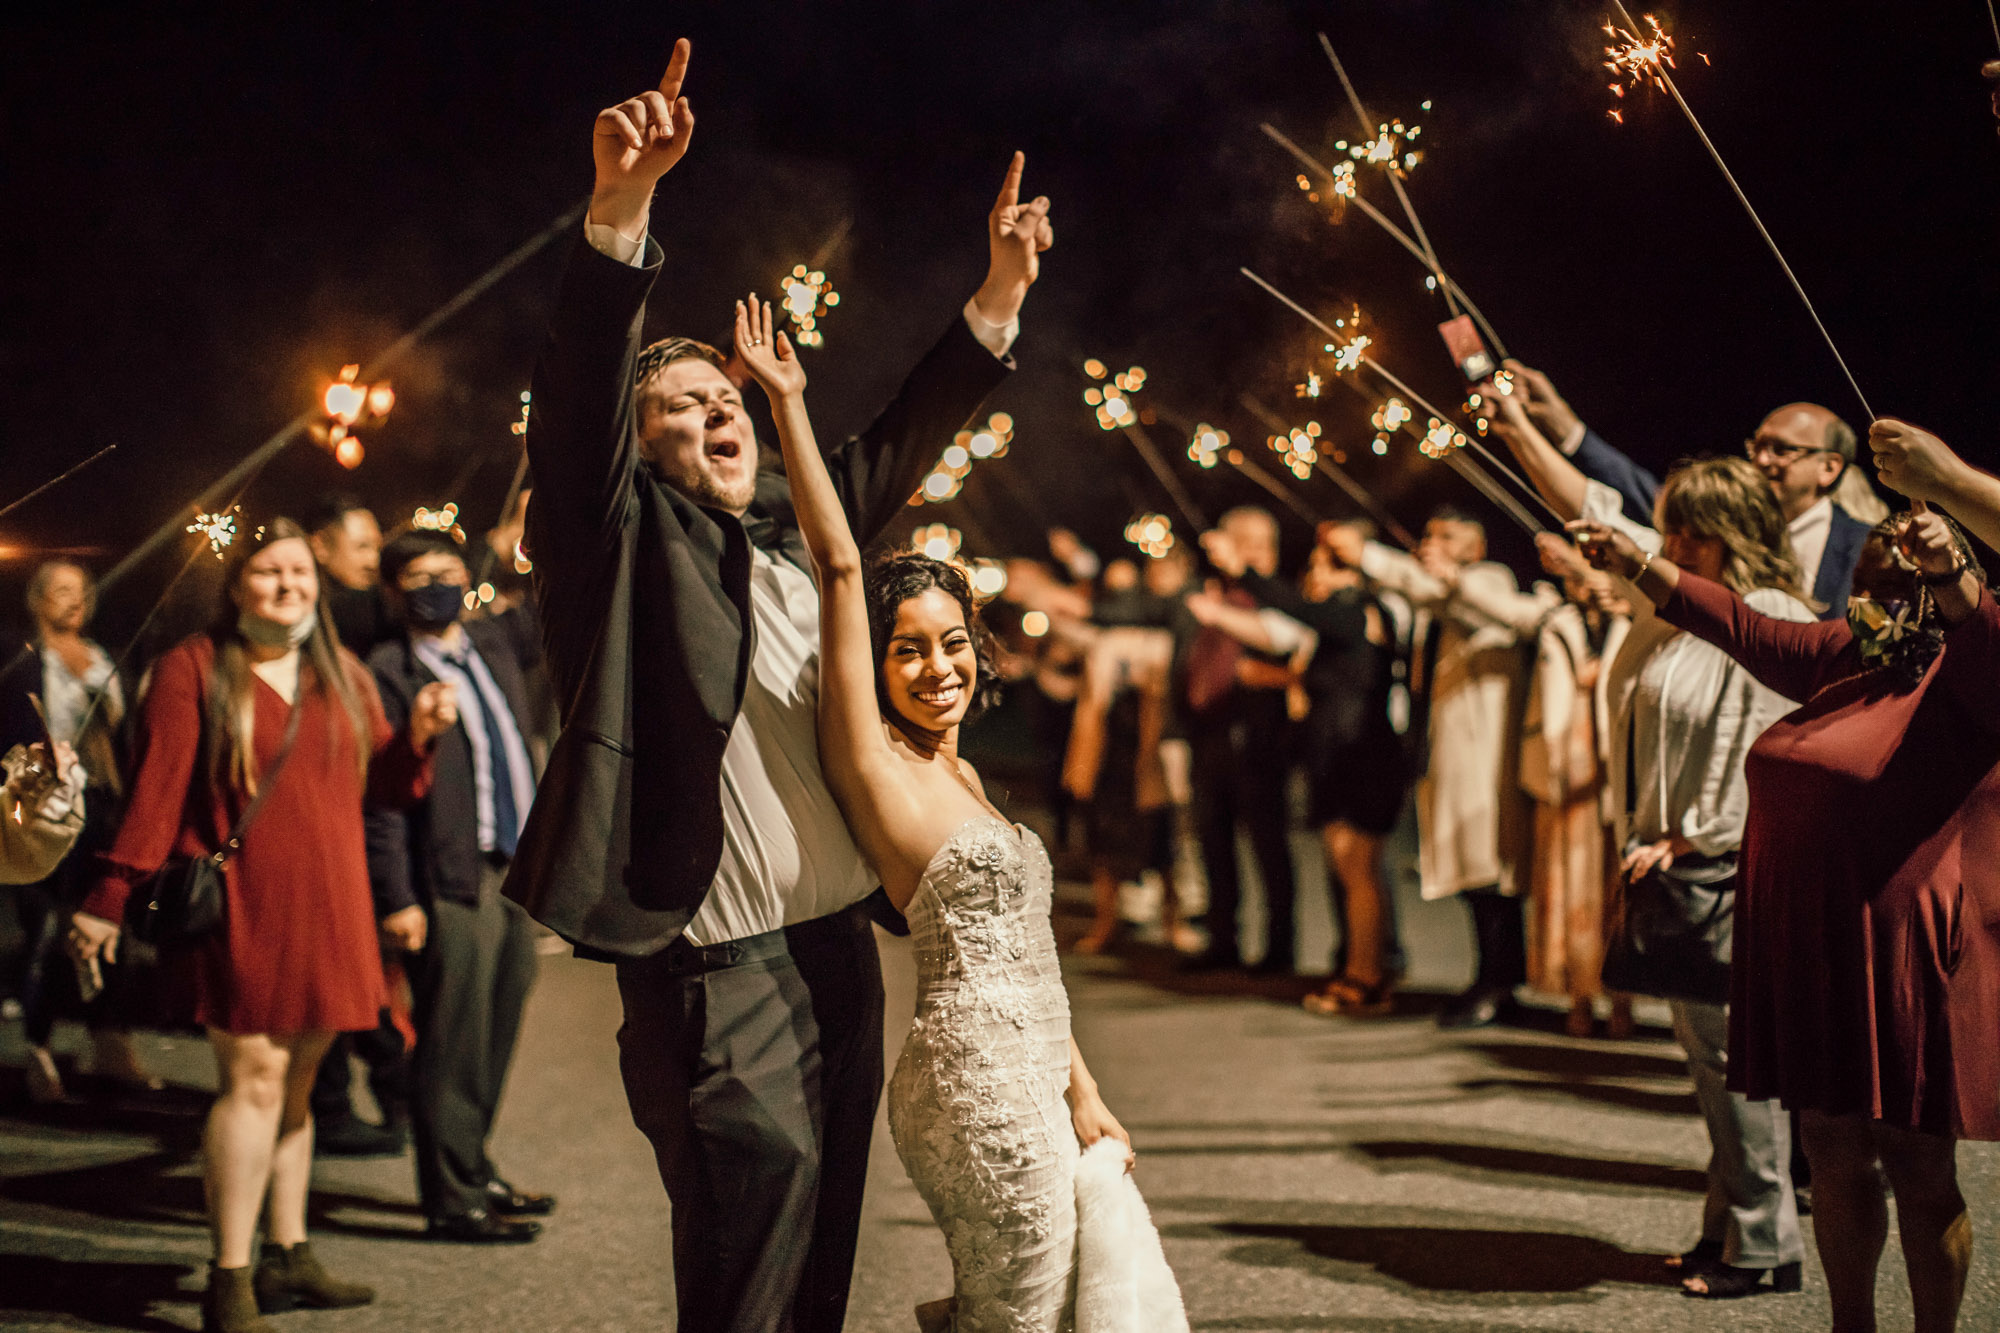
97, 198, 589, 599
1225, 449, 1324, 526
0, 445, 118, 521
1239, 393, 1417, 548
1239, 267, 1557, 529
472, 447, 533, 591
1988, 0, 2000, 55
1318, 33, 1463, 323
1608, 1, 1873, 422
1261, 123, 1511, 362
1115, 419, 1210, 532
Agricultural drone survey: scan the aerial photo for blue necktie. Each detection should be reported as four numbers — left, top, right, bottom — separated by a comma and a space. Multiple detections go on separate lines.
453, 654, 520, 858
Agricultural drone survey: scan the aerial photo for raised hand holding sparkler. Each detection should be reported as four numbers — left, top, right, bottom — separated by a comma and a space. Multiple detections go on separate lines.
590, 39, 696, 242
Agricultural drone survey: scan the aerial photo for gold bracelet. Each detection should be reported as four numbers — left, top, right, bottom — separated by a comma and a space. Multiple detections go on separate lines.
1636, 549, 1656, 580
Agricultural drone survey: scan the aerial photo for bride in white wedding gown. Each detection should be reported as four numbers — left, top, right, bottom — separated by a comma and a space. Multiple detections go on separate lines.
732, 296, 1183, 1332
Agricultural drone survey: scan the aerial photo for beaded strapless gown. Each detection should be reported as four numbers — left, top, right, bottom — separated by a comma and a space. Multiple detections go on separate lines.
888, 815, 1081, 1332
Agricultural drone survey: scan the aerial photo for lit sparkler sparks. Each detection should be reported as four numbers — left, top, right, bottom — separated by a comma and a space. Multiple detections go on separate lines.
318, 363, 393, 470
1270, 421, 1322, 480
1419, 417, 1468, 460
1331, 335, 1371, 374
1604, 11, 1676, 118
187, 507, 239, 558
1082, 359, 1146, 431
780, 265, 839, 348
1334, 110, 1427, 177
1297, 370, 1323, 400
1124, 513, 1175, 558
915, 412, 1013, 504
912, 522, 962, 562
1188, 423, 1228, 469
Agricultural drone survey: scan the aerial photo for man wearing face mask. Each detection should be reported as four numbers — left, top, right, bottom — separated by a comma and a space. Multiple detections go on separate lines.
365, 531, 550, 1243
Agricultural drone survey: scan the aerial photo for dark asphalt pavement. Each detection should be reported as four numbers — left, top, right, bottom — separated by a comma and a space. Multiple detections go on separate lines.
3, 830, 1995, 1331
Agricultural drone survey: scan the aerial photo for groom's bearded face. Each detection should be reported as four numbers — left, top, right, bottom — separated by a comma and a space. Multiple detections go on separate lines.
636, 359, 760, 514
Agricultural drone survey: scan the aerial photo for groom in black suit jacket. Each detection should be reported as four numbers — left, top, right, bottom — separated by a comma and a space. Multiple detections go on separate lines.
502, 41, 1050, 1333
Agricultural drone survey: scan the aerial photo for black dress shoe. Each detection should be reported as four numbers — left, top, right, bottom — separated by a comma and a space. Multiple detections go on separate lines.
427, 1209, 541, 1243
315, 1113, 407, 1158
484, 1178, 557, 1216
1436, 985, 1519, 1030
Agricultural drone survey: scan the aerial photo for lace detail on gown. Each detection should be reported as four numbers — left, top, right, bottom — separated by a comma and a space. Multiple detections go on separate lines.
889, 815, 1079, 1332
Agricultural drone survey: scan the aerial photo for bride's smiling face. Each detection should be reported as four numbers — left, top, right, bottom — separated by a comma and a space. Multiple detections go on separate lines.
880, 588, 980, 734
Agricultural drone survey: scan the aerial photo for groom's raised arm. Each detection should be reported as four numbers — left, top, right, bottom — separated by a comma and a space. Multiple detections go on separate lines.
833, 153, 1052, 548
525, 43, 695, 688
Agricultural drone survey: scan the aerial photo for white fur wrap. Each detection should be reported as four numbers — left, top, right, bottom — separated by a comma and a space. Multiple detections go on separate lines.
1072, 1138, 1188, 1333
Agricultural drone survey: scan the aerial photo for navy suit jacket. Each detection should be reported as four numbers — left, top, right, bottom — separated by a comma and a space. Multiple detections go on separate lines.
1570, 426, 1867, 619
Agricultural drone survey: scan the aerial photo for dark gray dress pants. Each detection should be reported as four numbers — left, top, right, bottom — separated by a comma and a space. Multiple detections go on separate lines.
409, 861, 541, 1219
614, 900, 884, 1333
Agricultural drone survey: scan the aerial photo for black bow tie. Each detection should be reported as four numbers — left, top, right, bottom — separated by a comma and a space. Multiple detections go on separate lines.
740, 511, 808, 569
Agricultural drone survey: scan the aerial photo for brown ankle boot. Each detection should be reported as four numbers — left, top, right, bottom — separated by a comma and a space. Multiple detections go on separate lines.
253, 1241, 376, 1312
202, 1264, 273, 1333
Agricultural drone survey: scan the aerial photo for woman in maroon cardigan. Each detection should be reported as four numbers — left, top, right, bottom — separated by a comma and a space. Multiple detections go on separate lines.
65, 520, 455, 1333
1574, 506, 1997, 1333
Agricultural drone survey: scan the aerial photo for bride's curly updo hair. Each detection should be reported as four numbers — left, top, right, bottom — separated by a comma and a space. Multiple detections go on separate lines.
864, 553, 1002, 740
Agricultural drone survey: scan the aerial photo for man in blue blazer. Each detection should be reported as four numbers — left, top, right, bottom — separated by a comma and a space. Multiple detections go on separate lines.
1509, 362, 1870, 618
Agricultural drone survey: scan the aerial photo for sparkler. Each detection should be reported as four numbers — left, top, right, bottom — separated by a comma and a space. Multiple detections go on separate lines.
1124, 513, 1176, 558
0, 445, 118, 522
1188, 424, 1228, 469
1238, 267, 1559, 533
1262, 123, 1511, 362
1318, 34, 1462, 328
1080, 357, 1208, 531
319, 363, 394, 469
1239, 394, 1417, 548
187, 507, 239, 558
779, 265, 840, 348
1601, 4, 1874, 422
915, 412, 1014, 505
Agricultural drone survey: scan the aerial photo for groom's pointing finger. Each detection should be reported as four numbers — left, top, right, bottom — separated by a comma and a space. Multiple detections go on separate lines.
658, 38, 692, 100
993, 151, 1025, 214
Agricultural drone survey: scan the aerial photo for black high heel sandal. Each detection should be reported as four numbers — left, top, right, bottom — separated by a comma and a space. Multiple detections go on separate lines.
1681, 1260, 1802, 1299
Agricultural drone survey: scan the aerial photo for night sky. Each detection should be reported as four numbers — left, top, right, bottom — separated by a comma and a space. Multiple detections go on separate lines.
4, 0, 1997, 651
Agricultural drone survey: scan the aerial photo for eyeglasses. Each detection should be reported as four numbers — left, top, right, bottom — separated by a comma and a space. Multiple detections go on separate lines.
398, 573, 468, 590
1743, 435, 1832, 466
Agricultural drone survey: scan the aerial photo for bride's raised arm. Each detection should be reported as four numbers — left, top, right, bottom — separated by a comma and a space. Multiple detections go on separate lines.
732, 297, 906, 853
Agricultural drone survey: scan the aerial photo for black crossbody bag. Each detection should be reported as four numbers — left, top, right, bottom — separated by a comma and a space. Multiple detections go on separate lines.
1600, 708, 1737, 1005
128, 679, 305, 947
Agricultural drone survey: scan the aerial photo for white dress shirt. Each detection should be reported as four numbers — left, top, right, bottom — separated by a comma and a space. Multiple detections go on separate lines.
1787, 496, 1834, 595
413, 630, 537, 854
583, 217, 1017, 943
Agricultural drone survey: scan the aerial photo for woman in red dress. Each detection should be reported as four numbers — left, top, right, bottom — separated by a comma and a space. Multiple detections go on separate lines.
66, 520, 456, 1333
1575, 506, 1999, 1333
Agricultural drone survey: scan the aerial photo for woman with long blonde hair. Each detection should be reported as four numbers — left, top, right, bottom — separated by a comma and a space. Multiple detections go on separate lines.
67, 519, 457, 1332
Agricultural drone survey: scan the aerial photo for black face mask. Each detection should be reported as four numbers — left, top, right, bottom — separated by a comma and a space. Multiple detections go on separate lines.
403, 582, 466, 629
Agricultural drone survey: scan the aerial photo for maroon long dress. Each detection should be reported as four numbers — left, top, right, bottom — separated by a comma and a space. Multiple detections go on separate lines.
1661, 573, 2000, 1140
82, 634, 433, 1035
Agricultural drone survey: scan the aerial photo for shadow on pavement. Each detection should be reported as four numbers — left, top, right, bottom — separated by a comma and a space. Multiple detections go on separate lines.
1191, 1317, 1556, 1332
1173, 1215, 1681, 1304
0, 1253, 197, 1332
1349, 1139, 1708, 1195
